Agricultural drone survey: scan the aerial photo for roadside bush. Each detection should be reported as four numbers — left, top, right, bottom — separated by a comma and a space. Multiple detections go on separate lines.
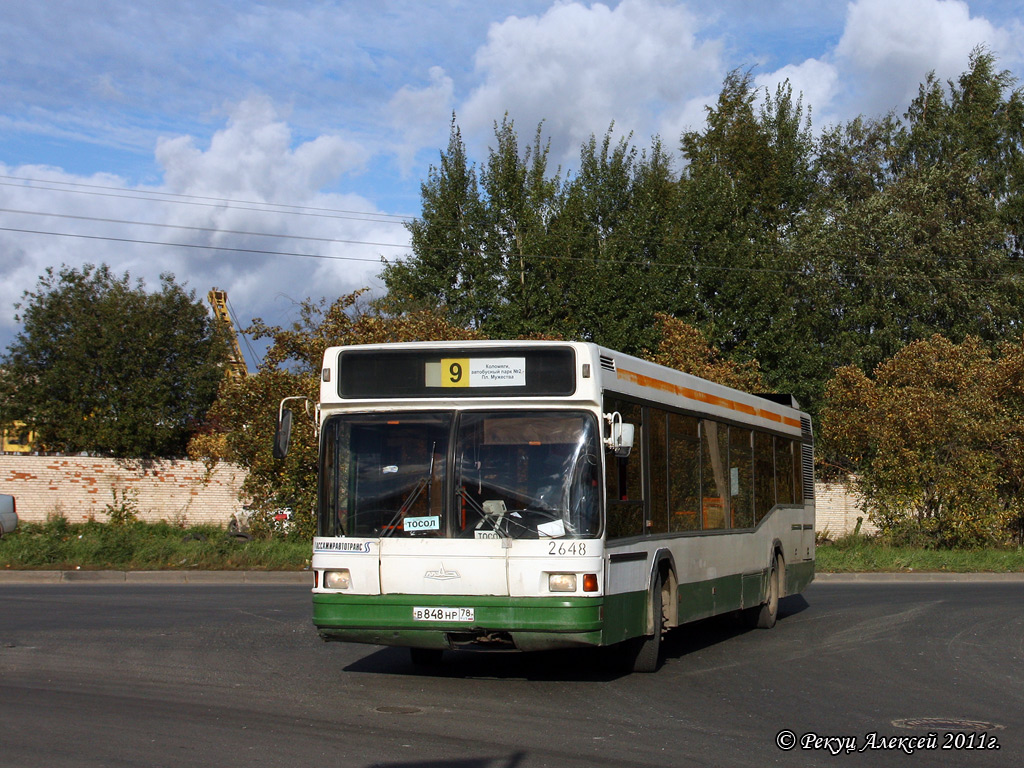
822, 334, 1024, 548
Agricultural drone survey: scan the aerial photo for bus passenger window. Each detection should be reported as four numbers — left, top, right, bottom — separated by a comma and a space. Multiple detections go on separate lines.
776, 437, 795, 505
701, 420, 729, 530
648, 410, 668, 535
730, 427, 753, 529
753, 431, 775, 523
668, 413, 701, 532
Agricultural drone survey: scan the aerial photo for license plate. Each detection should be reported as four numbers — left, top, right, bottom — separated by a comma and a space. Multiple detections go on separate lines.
412, 606, 474, 622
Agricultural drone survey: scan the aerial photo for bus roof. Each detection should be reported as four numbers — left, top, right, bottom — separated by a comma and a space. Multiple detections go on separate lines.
320, 340, 808, 436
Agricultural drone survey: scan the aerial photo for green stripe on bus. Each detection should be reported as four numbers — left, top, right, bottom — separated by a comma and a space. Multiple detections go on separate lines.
786, 559, 815, 595
313, 593, 603, 634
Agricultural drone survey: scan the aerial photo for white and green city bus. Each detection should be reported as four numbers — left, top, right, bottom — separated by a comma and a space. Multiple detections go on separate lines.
279, 340, 814, 672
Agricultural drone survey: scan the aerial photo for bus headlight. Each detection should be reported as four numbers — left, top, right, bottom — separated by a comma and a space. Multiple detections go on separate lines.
324, 569, 352, 590
548, 573, 577, 592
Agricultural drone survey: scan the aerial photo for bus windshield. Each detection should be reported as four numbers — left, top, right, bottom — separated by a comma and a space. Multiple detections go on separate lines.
319, 410, 601, 539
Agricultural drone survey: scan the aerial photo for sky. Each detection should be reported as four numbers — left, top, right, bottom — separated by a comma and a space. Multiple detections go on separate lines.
1, 0, 1023, 368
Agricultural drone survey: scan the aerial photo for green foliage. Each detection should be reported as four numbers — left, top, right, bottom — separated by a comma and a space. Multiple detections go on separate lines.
678, 73, 816, 399
104, 488, 140, 526
796, 48, 1024, 412
0, 264, 229, 457
822, 334, 1024, 547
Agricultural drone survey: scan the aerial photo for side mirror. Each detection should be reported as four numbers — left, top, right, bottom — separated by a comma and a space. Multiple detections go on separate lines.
273, 409, 293, 460
603, 412, 635, 458
613, 422, 635, 458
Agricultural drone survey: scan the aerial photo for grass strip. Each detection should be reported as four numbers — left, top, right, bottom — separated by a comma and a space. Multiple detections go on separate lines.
816, 537, 1024, 572
0, 519, 309, 571
4, 520, 1023, 573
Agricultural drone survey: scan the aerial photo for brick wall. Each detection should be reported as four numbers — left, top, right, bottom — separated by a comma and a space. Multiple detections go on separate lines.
0, 455, 247, 526
815, 480, 877, 538
2, 453, 871, 536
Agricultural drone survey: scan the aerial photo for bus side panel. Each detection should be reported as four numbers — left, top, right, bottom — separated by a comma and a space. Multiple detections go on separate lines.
602, 590, 647, 645
603, 505, 814, 636
787, 559, 815, 595
603, 547, 652, 644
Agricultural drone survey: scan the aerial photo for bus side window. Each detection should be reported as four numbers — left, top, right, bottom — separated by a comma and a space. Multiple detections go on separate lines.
668, 412, 701, 532
753, 430, 775, 523
730, 427, 754, 529
648, 409, 668, 535
776, 437, 795, 505
701, 420, 729, 530
604, 398, 644, 539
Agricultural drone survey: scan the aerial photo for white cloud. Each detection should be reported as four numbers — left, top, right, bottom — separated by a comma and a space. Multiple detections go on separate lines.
755, 58, 840, 129
0, 97, 408, 361
156, 96, 367, 199
387, 66, 457, 175
836, 0, 1018, 114
457, 0, 724, 162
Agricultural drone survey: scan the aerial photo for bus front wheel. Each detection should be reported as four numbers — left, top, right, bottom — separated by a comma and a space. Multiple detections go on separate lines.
627, 574, 665, 673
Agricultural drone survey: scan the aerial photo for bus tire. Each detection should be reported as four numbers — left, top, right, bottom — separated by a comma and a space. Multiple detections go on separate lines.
409, 647, 443, 667
629, 574, 664, 673
751, 554, 780, 629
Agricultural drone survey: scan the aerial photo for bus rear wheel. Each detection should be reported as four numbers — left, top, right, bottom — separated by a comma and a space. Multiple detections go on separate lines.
745, 553, 780, 629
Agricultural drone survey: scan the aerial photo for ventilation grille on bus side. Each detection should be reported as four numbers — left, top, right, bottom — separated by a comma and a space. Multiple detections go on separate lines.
800, 416, 815, 500
599, 355, 616, 372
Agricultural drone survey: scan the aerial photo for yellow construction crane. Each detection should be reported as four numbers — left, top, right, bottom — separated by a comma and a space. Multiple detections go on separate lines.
208, 289, 248, 379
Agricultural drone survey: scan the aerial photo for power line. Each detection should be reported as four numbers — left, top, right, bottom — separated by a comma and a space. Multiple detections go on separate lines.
0, 223, 1017, 286
1, 175, 1019, 284
0, 226, 384, 263
0, 207, 412, 249
3, 173, 1019, 273
1, 200, 1014, 272
0, 175, 414, 226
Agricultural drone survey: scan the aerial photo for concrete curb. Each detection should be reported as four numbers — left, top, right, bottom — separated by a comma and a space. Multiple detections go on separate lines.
0, 570, 312, 584
814, 571, 1024, 583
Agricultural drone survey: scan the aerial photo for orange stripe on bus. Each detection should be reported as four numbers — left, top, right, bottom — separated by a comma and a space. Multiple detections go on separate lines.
615, 368, 802, 429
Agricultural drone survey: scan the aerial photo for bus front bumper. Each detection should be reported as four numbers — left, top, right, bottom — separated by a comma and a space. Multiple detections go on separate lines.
313, 593, 605, 652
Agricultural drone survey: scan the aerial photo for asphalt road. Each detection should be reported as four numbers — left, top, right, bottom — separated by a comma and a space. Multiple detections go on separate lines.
1, 579, 1021, 768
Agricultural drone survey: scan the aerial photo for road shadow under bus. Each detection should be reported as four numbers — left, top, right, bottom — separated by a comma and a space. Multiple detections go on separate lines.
342, 594, 810, 682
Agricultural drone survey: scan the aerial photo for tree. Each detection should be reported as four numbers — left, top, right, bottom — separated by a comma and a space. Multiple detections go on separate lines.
380, 116, 492, 329
384, 118, 684, 355
1, 264, 228, 458
646, 314, 765, 391
821, 334, 1022, 547
678, 72, 817, 403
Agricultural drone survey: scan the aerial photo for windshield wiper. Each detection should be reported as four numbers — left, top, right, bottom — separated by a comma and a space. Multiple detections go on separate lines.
381, 444, 436, 536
